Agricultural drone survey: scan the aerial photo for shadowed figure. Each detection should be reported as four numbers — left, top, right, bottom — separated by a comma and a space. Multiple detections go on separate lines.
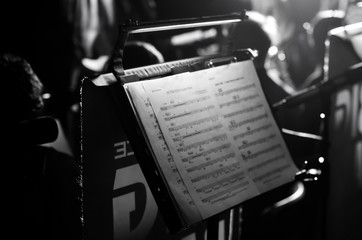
1, 53, 82, 240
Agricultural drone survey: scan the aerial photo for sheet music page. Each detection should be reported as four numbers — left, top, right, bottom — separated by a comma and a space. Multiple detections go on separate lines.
126, 60, 298, 221
126, 72, 203, 225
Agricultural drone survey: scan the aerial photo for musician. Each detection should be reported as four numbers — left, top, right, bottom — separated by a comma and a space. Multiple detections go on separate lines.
1, 53, 82, 240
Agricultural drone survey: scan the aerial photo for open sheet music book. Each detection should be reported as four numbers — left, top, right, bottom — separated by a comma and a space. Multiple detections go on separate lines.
123, 59, 298, 228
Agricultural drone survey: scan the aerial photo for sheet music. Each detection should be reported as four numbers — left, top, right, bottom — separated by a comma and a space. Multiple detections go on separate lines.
126, 60, 298, 221
126, 73, 202, 225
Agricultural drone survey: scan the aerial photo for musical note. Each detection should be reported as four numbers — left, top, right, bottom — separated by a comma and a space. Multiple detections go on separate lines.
190, 162, 240, 183
215, 76, 245, 86
223, 103, 264, 119
177, 133, 228, 153
168, 115, 219, 132
173, 123, 222, 142
238, 134, 277, 150
181, 143, 231, 163
164, 105, 215, 121
160, 95, 211, 111
186, 152, 236, 173
215, 83, 256, 97
229, 113, 268, 131
233, 124, 272, 141
219, 93, 260, 109
242, 144, 282, 161
201, 181, 250, 203
196, 172, 245, 193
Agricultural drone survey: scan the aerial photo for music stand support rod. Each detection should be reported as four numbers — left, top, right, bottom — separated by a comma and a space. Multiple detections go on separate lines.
272, 62, 362, 110
207, 214, 219, 240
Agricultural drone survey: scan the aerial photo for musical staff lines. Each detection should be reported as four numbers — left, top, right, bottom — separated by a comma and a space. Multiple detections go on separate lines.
160, 95, 210, 111
238, 134, 277, 151
125, 81, 201, 221
201, 181, 250, 204
213, 77, 245, 86
196, 172, 245, 193
177, 133, 228, 153
215, 83, 256, 97
219, 93, 260, 109
191, 162, 240, 183
229, 113, 268, 131
164, 105, 215, 121
242, 144, 282, 161
186, 152, 236, 173
223, 103, 264, 119
233, 124, 272, 141
224, 77, 245, 84
181, 143, 232, 163
173, 123, 223, 142
168, 115, 218, 132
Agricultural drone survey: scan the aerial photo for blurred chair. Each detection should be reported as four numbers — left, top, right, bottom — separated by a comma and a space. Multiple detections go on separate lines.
324, 21, 362, 81
41, 117, 74, 156
307, 10, 345, 80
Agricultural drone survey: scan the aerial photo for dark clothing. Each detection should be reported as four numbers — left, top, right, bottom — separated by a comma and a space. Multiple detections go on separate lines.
5, 145, 82, 240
